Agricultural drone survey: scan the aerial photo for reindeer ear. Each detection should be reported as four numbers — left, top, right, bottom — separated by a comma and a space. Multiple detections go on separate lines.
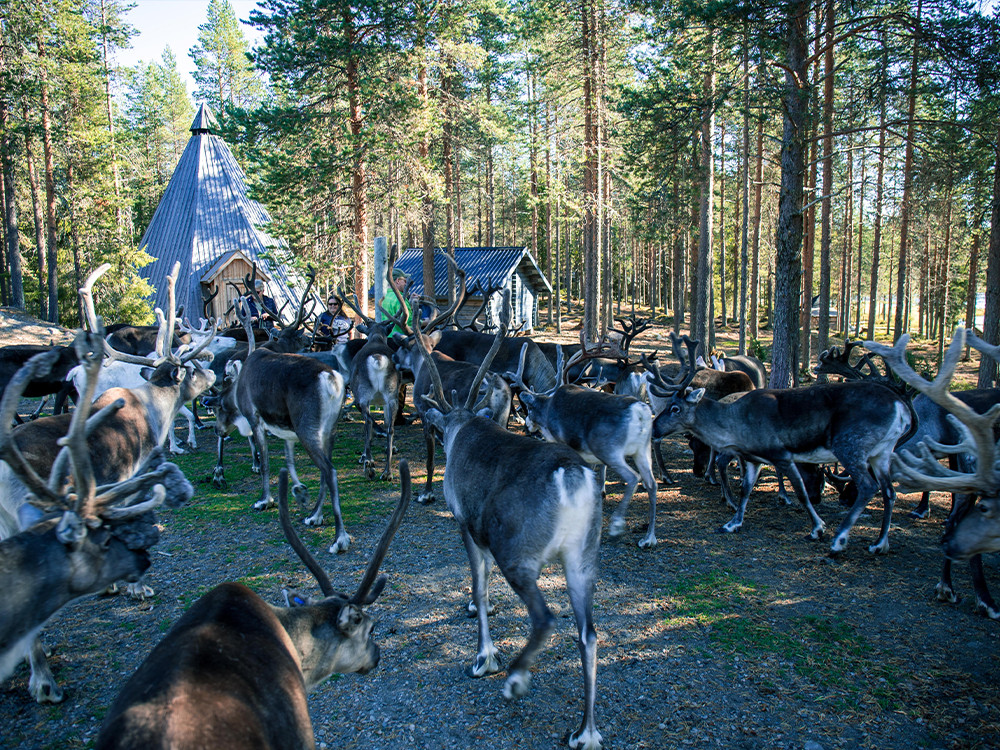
427, 331, 442, 347
337, 604, 365, 634
282, 589, 311, 607
685, 388, 706, 404
140, 366, 155, 381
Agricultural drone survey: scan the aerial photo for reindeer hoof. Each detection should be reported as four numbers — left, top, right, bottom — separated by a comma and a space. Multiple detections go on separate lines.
253, 498, 276, 511
29, 676, 64, 705
909, 509, 930, 520
416, 492, 437, 505
467, 599, 496, 617
607, 517, 626, 538
868, 540, 889, 555
568, 728, 604, 750
503, 671, 531, 700
292, 484, 309, 505
935, 582, 958, 604
364, 463, 376, 480
380, 469, 395, 482
127, 582, 155, 600
976, 599, 1000, 620
719, 521, 741, 534
830, 534, 849, 554
328, 534, 350, 554
468, 652, 500, 677
637, 533, 657, 549
303, 514, 323, 527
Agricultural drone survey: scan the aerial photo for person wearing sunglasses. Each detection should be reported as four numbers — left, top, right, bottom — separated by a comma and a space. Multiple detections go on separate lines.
314, 296, 352, 350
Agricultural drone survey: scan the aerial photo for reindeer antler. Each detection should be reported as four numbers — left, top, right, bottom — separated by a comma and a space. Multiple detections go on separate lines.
867, 329, 1000, 496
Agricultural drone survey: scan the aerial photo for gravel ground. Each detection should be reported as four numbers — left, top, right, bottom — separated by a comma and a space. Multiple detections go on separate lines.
3, 310, 1000, 750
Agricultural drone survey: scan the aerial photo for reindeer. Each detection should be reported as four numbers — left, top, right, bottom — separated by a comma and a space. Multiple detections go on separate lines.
229, 271, 351, 553
865, 330, 1000, 616
650, 347, 913, 554
0, 330, 192, 704
95, 463, 411, 750
506, 338, 660, 549
336, 247, 434, 482
0, 344, 79, 423
391, 278, 509, 506
413, 315, 603, 749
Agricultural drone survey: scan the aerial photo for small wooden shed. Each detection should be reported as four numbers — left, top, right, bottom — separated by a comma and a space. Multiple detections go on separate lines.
392, 247, 551, 333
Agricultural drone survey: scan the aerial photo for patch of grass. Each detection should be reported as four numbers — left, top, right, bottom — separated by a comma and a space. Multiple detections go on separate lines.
661, 570, 903, 711
167, 432, 392, 532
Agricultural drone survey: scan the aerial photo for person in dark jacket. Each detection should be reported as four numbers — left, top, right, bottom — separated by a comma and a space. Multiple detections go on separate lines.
314, 295, 352, 350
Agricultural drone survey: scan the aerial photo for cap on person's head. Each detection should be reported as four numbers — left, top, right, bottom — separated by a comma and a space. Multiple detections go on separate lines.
254, 279, 265, 289
391, 268, 409, 281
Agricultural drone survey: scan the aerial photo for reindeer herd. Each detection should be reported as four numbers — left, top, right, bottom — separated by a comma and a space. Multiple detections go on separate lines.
2, 250, 1000, 750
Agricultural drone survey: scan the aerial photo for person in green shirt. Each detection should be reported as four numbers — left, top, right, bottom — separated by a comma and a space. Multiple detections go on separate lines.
380, 267, 413, 335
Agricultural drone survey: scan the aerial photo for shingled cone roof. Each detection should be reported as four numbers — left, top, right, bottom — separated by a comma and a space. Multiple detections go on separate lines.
137, 102, 302, 321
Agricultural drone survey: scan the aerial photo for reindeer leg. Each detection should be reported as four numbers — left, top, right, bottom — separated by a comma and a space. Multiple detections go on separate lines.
910, 491, 932, 519
564, 552, 602, 750
866, 460, 897, 554
180, 405, 197, 448
251, 422, 276, 510
970, 555, 1000, 619
418, 422, 437, 504
283, 440, 308, 506
380, 397, 397, 482
463, 533, 500, 677
501, 575, 555, 701
829, 461, 878, 554
721, 461, 762, 533
212, 431, 228, 489
652, 439, 676, 484
936, 557, 959, 603
778, 460, 827, 541
636, 447, 658, 549
360, 404, 376, 479
27, 638, 63, 704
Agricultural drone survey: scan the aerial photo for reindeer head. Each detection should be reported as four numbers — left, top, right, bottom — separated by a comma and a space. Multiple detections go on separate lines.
273, 462, 411, 687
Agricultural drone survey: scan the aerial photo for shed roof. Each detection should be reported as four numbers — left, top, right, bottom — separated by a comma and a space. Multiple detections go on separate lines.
393, 247, 551, 297
136, 103, 302, 320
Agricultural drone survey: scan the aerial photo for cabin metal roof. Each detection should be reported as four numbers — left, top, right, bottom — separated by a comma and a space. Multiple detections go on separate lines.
393, 247, 552, 297
136, 103, 302, 321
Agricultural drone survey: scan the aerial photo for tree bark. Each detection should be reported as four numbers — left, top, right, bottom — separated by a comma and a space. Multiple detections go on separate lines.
694, 33, 717, 352
344, 11, 370, 318
978, 118, 1000, 388
867, 45, 888, 339
770, 2, 809, 389
894, 0, 923, 339
0, 96, 23, 309
23, 103, 47, 320
817, 0, 835, 359
39, 39, 58, 321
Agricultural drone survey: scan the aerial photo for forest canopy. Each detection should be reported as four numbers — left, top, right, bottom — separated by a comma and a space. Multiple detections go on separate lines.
1, 0, 998, 385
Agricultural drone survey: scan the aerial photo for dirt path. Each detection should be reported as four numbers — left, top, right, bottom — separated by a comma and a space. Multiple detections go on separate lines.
2, 311, 998, 750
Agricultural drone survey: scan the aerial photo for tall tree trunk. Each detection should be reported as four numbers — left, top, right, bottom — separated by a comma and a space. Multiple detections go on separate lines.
23, 104, 47, 320
840, 129, 853, 338
936, 181, 954, 363
0, 96, 23, 309
545, 101, 553, 325
582, 0, 601, 341
529, 71, 539, 314
750, 104, 764, 341
771, 2, 809, 389
100, 0, 125, 239
443, 56, 456, 304
486, 84, 495, 246
817, 0, 835, 359
418, 33, 435, 300
855, 143, 866, 334
739, 35, 750, 354
39, 39, 59, 321
867, 47, 888, 338
719, 120, 727, 329
965, 231, 980, 359
894, 0, 923, 338
694, 33, 717, 352
799, 6, 821, 375
344, 13, 370, 317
